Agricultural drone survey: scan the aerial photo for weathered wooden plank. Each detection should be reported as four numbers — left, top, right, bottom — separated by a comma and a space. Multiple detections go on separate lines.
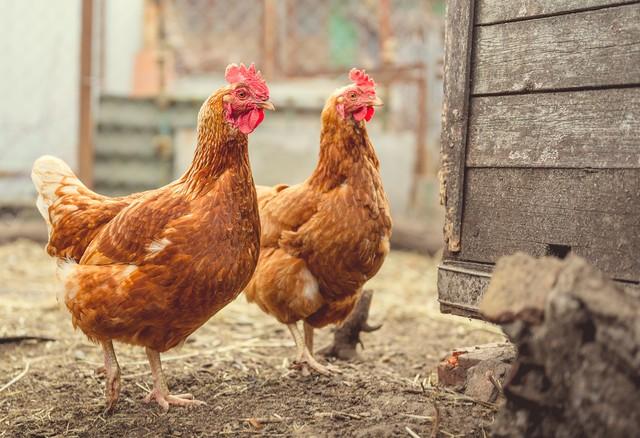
440, 0, 475, 253
475, 0, 635, 25
466, 89, 640, 168
472, 4, 640, 94
94, 158, 173, 192
438, 260, 640, 320
438, 262, 491, 318
95, 129, 160, 159
99, 96, 201, 130
458, 168, 640, 282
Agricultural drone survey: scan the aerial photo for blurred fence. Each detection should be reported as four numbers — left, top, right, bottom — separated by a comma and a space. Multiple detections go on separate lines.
157, 0, 438, 78
0, 0, 444, 242
167, 0, 265, 76
107, 0, 445, 214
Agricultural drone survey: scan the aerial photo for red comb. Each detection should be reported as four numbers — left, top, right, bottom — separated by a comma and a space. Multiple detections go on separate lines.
349, 68, 376, 90
225, 63, 269, 99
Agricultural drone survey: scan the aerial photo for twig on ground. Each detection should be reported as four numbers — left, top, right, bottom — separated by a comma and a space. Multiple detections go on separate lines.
314, 411, 362, 420
406, 426, 422, 438
334, 411, 362, 420
439, 387, 499, 410
123, 371, 152, 380
401, 413, 433, 421
242, 416, 288, 425
135, 381, 151, 394
0, 336, 55, 345
487, 372, 503, 395
0, 361, 30, 393
430, 400, 441, 438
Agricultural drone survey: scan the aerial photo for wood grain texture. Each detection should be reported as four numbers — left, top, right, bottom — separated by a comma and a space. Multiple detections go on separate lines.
466, 88, 640, 168
472, 3, 640, 94
440, 0, 475, 253
458, 168, 640, 282
438, 260, 640, 320
95, 158, 173, 189
438, 261, 491, 318
96, 129, 161, 159
475, 0, 635, 25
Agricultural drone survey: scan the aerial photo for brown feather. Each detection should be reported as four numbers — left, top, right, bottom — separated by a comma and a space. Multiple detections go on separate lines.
50, 89, 261, 352
245, 95, 392, 329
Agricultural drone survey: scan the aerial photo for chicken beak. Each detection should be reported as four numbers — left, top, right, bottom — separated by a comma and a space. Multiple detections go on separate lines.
256, 100, 275, 111
369, 96, 384, 107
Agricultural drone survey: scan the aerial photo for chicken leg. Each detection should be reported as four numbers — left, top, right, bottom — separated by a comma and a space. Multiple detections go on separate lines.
288, 323, 340, 376
304, 321, 314, 353
143, 347, 206, 411
101, 340, 121, 414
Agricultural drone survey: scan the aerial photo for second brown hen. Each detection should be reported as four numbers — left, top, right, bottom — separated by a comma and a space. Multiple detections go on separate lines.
245, 69, 392, 375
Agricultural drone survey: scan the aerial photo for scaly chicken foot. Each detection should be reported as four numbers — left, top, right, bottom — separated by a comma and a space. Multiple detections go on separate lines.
303, 322, 342, 374
288, 323, 340, 376
303, 321, 314, 353
144, 347, 206, 412
101, 340, 122, 414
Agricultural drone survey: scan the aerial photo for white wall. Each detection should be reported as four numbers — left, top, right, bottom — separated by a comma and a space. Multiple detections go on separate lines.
0, 0, 81, 186
103, 0, 144, 96
0, 0, 143, 201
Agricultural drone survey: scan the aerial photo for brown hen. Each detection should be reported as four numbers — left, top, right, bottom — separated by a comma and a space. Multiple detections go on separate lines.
31, 63, 274, 411
245, 69, 392, 375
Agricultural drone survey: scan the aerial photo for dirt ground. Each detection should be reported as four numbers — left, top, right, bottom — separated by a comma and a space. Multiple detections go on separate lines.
0, 240, 505, 437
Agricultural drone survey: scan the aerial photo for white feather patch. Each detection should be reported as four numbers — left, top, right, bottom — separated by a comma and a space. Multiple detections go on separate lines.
56, 259, 78, 304
300, 266, 320, 303
36, 195, 52, 234
31, 155, 80, 229
122, 264, 138, 277
147, 238, 171, 256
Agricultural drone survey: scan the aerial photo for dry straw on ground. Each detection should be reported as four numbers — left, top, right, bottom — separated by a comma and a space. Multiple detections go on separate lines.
0, 240, 504, 437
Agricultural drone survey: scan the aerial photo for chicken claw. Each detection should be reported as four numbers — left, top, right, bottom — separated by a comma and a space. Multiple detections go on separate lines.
288, 323, 341, 376
293, 349, 341, 376
101, 340, 122, 414
104, 371, 122, 414
144, 347, 206, 412
144, 390, 206, 412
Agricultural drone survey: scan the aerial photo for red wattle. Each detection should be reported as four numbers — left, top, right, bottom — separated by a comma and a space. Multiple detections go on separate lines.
236, 109, 265, 134
353, 106, 368, 122
365, 106, 375, 122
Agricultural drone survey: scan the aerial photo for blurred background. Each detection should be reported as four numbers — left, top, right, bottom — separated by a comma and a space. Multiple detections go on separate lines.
0, 0, 445, 253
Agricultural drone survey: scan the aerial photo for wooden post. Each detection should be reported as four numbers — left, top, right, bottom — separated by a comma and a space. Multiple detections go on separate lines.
440, 0, 475, 254
98, 0, 106, 89
409, 73, 429, 209
156, 0, 168, 101
285, 0, 297, 75
78, 0, 94, 187
377, 0, 392, 131
378, 0, 392, 64
262, 0, 278, 79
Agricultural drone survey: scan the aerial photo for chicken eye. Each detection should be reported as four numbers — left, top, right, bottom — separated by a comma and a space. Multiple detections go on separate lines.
237, 90, 247, 99
349, 92, 357, 100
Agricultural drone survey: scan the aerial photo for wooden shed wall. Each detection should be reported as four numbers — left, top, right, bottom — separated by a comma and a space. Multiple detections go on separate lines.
439, 0, 640, 317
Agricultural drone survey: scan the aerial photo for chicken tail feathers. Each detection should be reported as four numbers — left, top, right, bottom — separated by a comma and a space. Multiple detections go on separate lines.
31, 155, 85, 231
55, 258, 79, 305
